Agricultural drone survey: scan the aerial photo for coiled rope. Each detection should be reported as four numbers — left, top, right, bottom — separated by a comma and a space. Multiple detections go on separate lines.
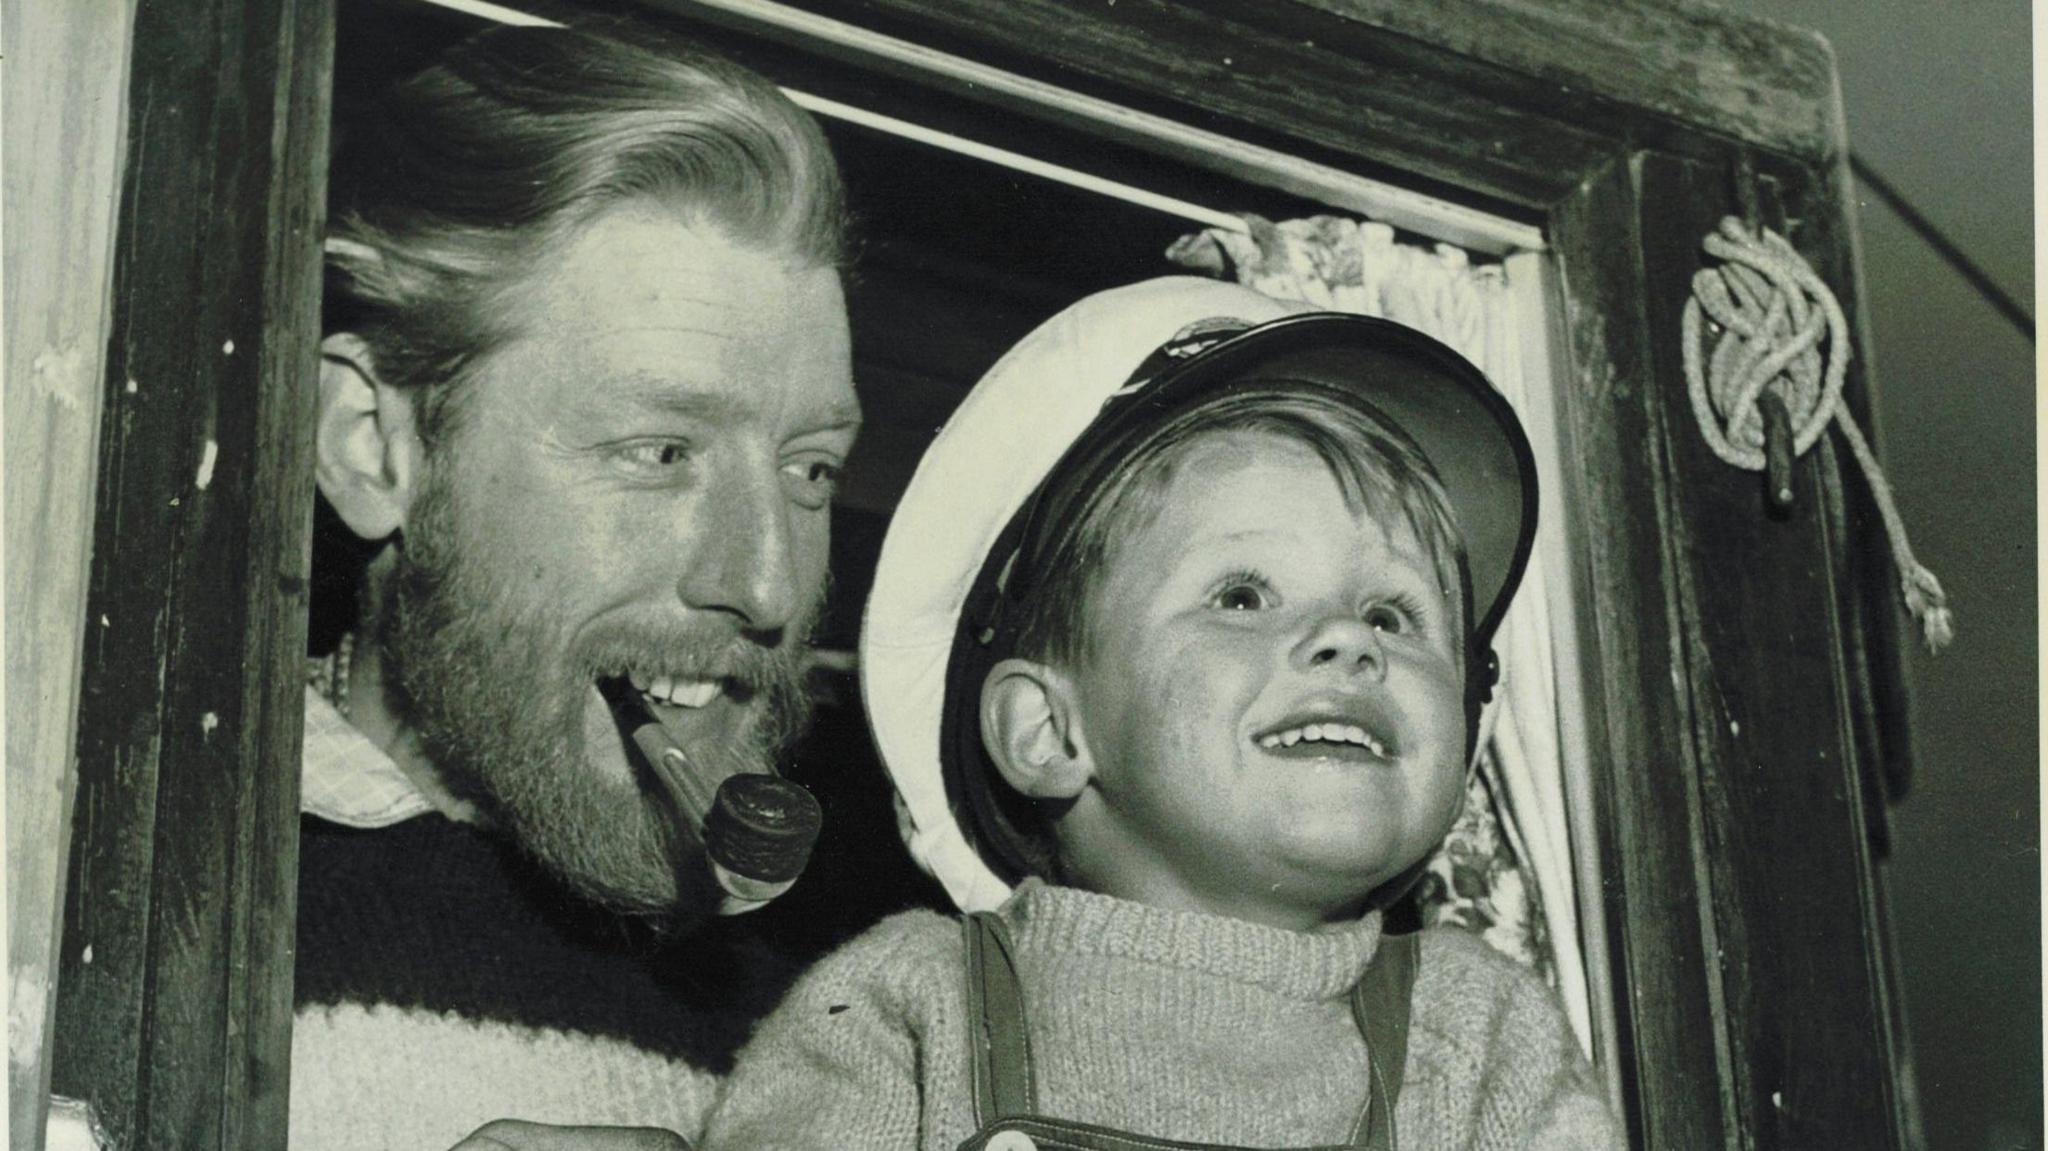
1682, 216, 1953, 652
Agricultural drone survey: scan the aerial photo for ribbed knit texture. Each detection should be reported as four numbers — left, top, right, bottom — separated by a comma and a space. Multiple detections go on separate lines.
703, 880, 1621, 1150
290, 1004, 721, 1151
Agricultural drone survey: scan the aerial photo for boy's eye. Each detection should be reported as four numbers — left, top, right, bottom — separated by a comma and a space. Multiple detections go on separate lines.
1364, 593, 1425, 635
1213, 583, 1269, 611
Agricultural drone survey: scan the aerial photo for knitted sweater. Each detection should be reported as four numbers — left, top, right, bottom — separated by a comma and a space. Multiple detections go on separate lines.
702, 880, 1621, 1151
288, 687, 945, 1150
290, 812, 799, 1149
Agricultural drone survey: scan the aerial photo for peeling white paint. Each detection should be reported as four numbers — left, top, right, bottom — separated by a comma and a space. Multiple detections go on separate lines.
100, 615, 109, 628
201, 711, 220, 737
10, 963, 48, 1067
1730, 719, 1741, 736
195, 439, 219, 490
82, 945, 93, 965
48, 1096, 108, 1151
125, 378, 139, 394
222, 338, 236, 355
31, 344, 88, 411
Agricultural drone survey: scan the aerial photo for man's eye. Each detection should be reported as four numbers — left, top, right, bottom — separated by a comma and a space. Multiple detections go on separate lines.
781, 458, 842, 509
619, 441, 690, 469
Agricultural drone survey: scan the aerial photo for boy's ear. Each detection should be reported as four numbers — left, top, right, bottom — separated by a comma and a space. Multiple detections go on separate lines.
980, 657, 1093, 801
317, 333, 424, 542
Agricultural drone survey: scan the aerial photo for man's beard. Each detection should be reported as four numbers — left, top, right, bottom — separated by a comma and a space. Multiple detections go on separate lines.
376, 466, 818, 924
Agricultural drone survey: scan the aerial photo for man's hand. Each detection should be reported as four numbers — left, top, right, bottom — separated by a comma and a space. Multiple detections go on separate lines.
450, 1120, 691, 1151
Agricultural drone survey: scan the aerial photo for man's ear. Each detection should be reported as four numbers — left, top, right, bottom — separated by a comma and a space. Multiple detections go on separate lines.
980, 657, 1093, 801
317, 333, 424, 542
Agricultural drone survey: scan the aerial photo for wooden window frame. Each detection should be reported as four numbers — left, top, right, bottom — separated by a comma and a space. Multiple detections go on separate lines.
23, 2, 1917, 1148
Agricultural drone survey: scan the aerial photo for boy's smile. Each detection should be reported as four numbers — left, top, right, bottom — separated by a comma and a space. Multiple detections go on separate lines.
1055, 429, 1469, 931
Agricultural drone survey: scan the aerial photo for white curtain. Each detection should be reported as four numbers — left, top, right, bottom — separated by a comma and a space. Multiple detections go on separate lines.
1169, 216, 1593, 1056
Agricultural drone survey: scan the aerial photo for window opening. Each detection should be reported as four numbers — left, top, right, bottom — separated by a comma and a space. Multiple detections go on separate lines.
342, 0, 1614, 1087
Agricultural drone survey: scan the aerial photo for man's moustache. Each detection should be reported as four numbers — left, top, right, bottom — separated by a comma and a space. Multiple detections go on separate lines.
571, 626, 806, 696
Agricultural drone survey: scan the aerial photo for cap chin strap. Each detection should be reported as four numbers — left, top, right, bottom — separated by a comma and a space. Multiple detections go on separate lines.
895, 790, 1014, 913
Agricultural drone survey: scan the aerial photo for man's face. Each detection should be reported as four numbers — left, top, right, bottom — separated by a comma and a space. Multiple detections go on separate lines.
384, 204, 857, 919
1058, 431, 1467, 929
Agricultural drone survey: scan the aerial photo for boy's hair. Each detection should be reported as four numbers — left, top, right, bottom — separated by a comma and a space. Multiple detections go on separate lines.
983, 381, 1471, 880
323, 23, 847, 453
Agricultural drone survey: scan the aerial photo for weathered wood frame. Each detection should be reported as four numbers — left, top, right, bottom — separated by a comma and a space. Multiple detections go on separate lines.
39, 0, 335, 1148
7, 5, 141, 1149
32, 1, 1914, 1148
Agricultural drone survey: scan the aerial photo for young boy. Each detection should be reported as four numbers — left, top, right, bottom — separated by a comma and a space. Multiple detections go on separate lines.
701, 277, 1621, 1151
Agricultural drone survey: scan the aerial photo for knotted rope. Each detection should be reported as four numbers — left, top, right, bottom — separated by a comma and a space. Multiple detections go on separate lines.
1682, 217, 1953, 652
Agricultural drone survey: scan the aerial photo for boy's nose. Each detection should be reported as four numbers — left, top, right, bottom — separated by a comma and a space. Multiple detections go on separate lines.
1293, 613, 1387, 680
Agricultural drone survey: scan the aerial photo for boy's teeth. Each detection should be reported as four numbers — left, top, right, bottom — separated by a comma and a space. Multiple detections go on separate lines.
629, 671, 650, 693
649, 675, 674, 700
1261, 723, 1388, 756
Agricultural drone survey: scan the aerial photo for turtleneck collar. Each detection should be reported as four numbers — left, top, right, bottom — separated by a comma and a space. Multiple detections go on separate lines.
998, 879, 1384, 1002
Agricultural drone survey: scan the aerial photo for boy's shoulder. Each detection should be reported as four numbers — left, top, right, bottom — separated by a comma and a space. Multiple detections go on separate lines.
1405, 927, 1621, 1148
814, 905, 964, 968
1408, 925, 1580, 1060
781, 907, 966, 1007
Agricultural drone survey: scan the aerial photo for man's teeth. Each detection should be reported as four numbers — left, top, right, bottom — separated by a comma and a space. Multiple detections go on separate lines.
626, 672, 721, 709
1258, 723, 1387, 757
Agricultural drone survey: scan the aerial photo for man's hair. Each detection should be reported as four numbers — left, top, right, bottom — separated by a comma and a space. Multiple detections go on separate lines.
983, 383, 1471, 878
323, 24, 848, 450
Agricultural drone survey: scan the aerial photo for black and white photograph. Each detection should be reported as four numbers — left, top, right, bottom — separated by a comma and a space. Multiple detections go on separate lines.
7, 2, 2034, 1149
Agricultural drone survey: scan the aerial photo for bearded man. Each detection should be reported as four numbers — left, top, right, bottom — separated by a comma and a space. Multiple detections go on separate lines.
291, 24, 857, 1149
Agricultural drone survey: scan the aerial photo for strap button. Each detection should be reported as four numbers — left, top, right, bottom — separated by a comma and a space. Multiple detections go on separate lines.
987, 1131, 1038, 1151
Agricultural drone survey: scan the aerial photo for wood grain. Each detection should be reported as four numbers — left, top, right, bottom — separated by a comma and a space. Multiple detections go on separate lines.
1633, 150, 1906, 1150
47, 1, 334, 1147
1544, 154, 1732, 1149
1292, 0, 1843, 162
773, 0, 1624, 209
4, 4, 139, 1148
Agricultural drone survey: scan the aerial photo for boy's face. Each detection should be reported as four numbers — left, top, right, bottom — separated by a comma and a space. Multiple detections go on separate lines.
1057, 429, 1468, 930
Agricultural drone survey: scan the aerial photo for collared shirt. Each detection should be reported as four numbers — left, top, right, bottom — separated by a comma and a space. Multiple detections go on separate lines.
300, 686, 435, 828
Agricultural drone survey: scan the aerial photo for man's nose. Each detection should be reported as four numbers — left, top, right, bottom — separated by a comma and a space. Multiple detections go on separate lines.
1291, 611, 1387, 680
675, 462, 800, 633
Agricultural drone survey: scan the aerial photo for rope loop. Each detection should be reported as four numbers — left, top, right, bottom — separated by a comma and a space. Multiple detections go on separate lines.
1682, 216, 1953, 652
1681, 218, 1847, 469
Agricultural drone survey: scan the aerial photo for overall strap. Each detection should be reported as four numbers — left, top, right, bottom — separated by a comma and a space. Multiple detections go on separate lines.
963, 911, 1037, 1126
1348, 931, 1421, 1151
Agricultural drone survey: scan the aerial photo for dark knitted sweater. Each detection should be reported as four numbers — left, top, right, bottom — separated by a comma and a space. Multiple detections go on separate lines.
289, 698, 946, 1149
